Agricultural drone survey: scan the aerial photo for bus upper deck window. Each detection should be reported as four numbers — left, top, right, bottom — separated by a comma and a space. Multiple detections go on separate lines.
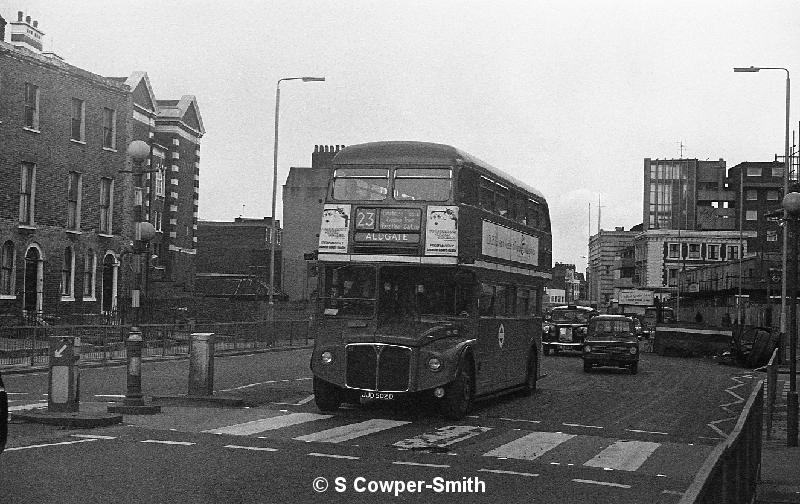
394, 168, 451, 201
332, 167, 388, 201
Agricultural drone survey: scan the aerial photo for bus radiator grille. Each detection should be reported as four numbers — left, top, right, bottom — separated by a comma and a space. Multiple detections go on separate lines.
345, 344, 411, 392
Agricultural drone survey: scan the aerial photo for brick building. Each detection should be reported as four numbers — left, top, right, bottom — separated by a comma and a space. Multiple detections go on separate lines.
0, 13, 131, 322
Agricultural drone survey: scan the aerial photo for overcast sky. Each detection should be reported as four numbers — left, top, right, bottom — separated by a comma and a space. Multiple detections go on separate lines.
3, 0, 798, 273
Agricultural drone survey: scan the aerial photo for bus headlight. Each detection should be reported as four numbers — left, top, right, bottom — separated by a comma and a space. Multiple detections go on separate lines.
629, 346, 638, 355
321, 351, 334, 364
427, 357, 442, 372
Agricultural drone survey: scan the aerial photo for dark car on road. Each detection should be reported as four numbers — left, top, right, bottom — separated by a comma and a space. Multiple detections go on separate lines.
582, 314, 640, 374
1, 370, 7, 454
543, 305, 598, 355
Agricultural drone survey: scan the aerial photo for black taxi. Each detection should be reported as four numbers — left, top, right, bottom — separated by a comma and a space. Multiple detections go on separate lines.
543, 305, 598, 355
581, 314, 640, 374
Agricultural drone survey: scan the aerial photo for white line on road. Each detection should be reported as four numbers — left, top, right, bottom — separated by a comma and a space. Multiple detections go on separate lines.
499, 417, 541, 424
393, 461, 450, 468
563, 422, 604, 429
206, 412, 332, 435
94, 394, 126, 399
572, 479, 631, 489
218, 380, 278, 392
140, 440, 196, 446
5, 439, 98, 451
71, 434, 117, 440
224, 445, 279, 452
625, 429, 669, 435
272, 394, 315, 406
478, 468, 539, 477
308, 452, 360, 460
584, 440, 661, 472
295, 419, 410, 443
484, 431, 575, 461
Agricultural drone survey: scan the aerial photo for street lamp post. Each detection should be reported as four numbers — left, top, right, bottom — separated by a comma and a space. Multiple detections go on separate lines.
782, 188, 800, 447
126, 140, 156, 326
269, 76, 325, 320
733, 66, 791, 345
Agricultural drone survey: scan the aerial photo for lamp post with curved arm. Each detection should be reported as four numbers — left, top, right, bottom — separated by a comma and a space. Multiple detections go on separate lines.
269, 77, 325, 320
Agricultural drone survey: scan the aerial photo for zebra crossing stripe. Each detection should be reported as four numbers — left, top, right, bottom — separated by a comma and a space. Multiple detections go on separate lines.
483, 431, 576, 460
393, 425, 492, 450
203, 413, 333, 436
295, 418, 410, 443
584, 440, 661, 471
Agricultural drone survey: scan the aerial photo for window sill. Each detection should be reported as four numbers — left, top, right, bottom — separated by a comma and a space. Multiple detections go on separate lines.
66, 229, 82, 235
23, 127, 41, 134
61, 296, 76, 302
18, 224, 36, 230
82, 296, 96, 302
70, 138, 87, 145
102, 147, 118, 153
98, 233, 114, 238
0, 294, 16, 300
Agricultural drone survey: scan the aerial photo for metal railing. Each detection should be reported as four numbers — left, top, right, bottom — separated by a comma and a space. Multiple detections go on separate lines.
678, 379, 764, 504
765, 348, 779, 439
0, 319, 314, 368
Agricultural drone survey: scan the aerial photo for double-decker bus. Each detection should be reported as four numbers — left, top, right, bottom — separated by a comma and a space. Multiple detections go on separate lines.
310, 141, 552, 419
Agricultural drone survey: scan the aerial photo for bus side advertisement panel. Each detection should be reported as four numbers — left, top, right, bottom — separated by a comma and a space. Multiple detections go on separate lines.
425, 206, 459, 256
481, 220, 539, 266
318, 204, 351, 253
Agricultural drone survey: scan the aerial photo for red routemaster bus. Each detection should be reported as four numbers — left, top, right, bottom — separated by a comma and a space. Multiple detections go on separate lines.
310, 141, 552, 419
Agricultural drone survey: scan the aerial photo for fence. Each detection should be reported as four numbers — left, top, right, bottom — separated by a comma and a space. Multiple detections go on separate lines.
678, 379, 764, 504
764, 349, 779, 439
0, 319, 315, 368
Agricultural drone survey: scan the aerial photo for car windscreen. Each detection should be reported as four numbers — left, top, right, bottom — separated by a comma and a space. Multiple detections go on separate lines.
551, 309, 591, 323
590, 320, 634, 338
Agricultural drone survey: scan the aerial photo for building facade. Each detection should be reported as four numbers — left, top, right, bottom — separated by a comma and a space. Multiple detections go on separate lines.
281, 145, 343, 301
588, 227, 638, 310
0, 15, 131, 322
727, 160, 784, 258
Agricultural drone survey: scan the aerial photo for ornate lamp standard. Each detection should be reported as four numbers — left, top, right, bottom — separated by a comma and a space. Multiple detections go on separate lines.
782, 187, 800, 447
269, 76, 325, 319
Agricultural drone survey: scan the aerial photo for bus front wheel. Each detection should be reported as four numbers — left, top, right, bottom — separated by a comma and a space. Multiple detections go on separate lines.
313, 376, 342, 412
441, 357, 474, 420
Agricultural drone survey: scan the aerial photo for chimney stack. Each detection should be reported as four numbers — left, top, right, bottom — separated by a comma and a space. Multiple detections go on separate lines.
0, 14, 6, 42
9, 11, 45, 53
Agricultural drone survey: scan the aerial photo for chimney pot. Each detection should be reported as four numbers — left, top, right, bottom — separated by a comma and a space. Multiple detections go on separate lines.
25, 15, 31, 24
18, 11, 23, 22
32, 20, 37, 28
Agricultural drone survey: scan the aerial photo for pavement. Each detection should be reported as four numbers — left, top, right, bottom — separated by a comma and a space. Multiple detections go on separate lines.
757, 367, 800, 504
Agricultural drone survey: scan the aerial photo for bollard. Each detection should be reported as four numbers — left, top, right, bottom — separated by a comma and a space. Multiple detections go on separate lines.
188, 333, 215, 397
48, 336, 80, 412
107, 327, 160, 414
124, 327, 145, 407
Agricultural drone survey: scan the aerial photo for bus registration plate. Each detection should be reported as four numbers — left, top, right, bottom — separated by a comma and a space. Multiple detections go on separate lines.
360, 391, 394, 401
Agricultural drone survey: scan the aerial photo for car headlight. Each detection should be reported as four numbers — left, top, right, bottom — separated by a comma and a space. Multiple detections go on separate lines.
427, 357, 442, 372
583, 345, 591, 352
321, 351, 334, 364
629, 346, 638, 355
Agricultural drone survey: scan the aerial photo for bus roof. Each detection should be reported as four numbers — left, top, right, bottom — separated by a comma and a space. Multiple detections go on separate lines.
332, 141, 545, 200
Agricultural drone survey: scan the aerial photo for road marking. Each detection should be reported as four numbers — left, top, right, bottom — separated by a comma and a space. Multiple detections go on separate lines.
141, 440, 195, 446
484, 431, 576, 461
625, 429, 668, 435
8, 402, 48, 411
572, 479, 631, 489
205, 412, 332, 435
6, 439, 98, 451
584, 440, 660, 471
563, 422, 604, 429
499, 417, 541, 424
272, 394, 315, 406
224, 445, 279, 452
393, 461, 450, 468
394, 425, 492, 450
218, 380, 278, 392
71, 434, 117, 440
308, 452, 360, 460
94, 394, 126, 399
295, 419, 410, 443
478, 468, 539, 477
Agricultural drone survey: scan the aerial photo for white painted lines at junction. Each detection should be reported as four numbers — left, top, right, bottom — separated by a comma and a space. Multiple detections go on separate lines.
204, 412, 332, 435
295, 419, 410, 443
478, 468, 539, 478
218, 380, 278, 392
393, 461, 450, 468
224, 445, 279, 452
584, 440, 661, 471
5, 439, 99, 451
572, 479, 631, 489
563, 422, 604, 429
498, 417, 541, 424
484, 431, 576, 461
393, 425, 492, 450
141, 440, 196, 446
308, 452, 360, 460
94, 394, 125, 399
71, 434, 117, 440
625, 428, 669, 435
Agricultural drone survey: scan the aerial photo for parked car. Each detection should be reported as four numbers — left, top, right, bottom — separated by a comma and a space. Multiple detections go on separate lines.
543, 305, 598, 355
641, 306, 675, 338
1, 370, 7, 454
582, 314, 640, 374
